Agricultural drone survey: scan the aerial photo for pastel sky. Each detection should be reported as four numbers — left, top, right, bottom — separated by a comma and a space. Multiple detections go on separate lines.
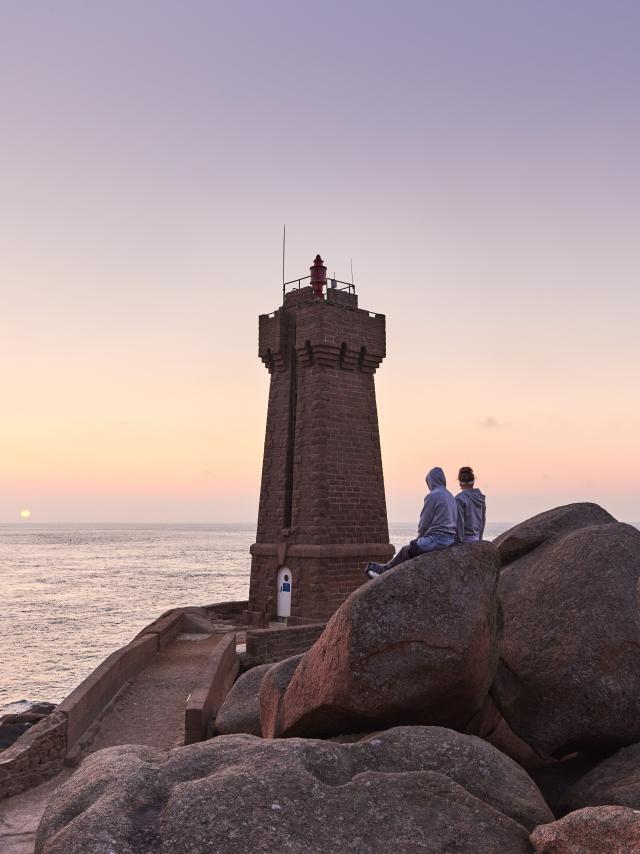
1, 1, 639, 524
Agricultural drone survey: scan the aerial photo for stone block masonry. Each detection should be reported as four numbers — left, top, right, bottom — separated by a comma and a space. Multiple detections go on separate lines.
0, 712, 67, 800
249, 547, 393, 622
249, 258, 393, 621
58, 634, 158, 750
204, 600, 249, 622
0, 612, 174, 801
133, 608, 184, 648
244, 622, 327, 667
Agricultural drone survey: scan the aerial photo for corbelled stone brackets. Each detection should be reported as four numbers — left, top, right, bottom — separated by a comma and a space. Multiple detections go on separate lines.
258, 286, 385, 375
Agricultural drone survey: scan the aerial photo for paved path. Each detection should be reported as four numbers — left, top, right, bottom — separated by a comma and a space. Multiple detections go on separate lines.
0, 633, 222, 854
86, 633, 220, 753
0, 771, 72, 854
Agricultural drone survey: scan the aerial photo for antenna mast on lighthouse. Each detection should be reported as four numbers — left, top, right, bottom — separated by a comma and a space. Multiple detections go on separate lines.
282, 225, 286, 300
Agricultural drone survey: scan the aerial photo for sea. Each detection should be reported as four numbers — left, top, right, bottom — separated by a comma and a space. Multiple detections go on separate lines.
0, 521, 511, 712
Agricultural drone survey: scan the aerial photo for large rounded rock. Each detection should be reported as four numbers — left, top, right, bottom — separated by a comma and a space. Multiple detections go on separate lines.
530, 806, 640, 853
258, 654, 304, 740
36, 727, 552, 854
261, 541, 501, 739
564, 742, 640, 811
492, 502, 616, 565
492, 515, 640, 757
215, 664, 271, 736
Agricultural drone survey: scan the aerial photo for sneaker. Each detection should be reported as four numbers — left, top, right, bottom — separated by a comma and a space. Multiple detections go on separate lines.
364, 563, 381, 579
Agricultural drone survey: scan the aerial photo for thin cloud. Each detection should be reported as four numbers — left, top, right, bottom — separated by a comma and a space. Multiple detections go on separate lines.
479, 416, 507, 429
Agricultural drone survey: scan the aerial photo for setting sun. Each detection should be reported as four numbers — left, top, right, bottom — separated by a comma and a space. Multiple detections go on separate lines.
19, 508, 31, 519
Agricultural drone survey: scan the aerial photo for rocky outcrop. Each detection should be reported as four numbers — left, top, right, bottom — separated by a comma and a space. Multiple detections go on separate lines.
564, 742, 640, 812
530, 806, 640, 853
36, 727, 552, 854
492, 512, 640, 757
0, 702, 57, 750
258, 654, 304, 740
492, 502, 616, 565
31, 501, 640, 853
0, 711, 67, 800
215, 664, 271, 736
262, 541, 501, 738
181, 607, 217, 633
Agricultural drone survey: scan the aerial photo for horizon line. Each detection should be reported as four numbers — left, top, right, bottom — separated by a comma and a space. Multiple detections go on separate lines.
0, 519, 519, 526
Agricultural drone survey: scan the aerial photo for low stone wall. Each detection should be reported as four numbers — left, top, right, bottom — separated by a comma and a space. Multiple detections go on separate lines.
0, 600, 245, 800
244, 622, 326, 667
184, 632, 239, 745
241, 609, 270, 627
286, 615, 327, 626
0, 712, 67, 800
58, 634, 158, 750
205, 600, 249, 622
134, 608, 184, 649
0, 625, 163, 801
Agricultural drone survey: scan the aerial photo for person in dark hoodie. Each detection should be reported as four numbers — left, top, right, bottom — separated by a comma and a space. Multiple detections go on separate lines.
365, 466, 458, 578
455, 466, 486, 542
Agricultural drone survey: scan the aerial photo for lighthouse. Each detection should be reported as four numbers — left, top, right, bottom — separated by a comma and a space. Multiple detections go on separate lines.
247, 255, 393, 622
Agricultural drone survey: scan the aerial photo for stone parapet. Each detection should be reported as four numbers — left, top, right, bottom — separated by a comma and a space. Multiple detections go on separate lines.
205, 600, 249, 624
0, 712, 67, 801
325, 288, 358, 309
244, 622, 326, 667
184, 632, 239, 744
58, 634, 158, 750
0, 602, 248, 801
133, 608, 184, 649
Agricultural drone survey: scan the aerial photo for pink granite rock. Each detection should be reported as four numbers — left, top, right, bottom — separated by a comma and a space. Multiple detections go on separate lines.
530, 806, 640, 853
492, 502, 616, 566
36, 726, 551, 853
215, 663, 271, 737
493, 511, 640, 757
565, 741, 640, 812
262, 541, 501, 739
258, 654, 304, 740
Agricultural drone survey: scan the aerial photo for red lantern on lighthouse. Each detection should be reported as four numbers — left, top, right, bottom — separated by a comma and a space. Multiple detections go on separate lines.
310, 254, 327, 298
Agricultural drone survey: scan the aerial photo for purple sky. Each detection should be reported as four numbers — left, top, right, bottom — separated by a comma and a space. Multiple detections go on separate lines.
2, 1, 639, 523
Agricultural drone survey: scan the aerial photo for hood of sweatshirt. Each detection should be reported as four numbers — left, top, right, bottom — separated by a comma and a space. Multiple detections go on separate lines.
457, 487, 486, 508
426, 467, 447, 491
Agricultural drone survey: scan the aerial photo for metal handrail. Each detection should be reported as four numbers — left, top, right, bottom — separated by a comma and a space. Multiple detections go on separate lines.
283, 274, 311, 291
330, 279, 356, 292
282, 275, 356, 301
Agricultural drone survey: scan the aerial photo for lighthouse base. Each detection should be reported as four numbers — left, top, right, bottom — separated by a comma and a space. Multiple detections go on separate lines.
248, 542, 395, 622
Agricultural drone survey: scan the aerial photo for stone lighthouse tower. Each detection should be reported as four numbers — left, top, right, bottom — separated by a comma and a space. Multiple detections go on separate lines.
247, 255, 393, 623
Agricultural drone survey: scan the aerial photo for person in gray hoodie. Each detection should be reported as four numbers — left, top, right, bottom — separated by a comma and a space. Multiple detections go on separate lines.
365, 466, 458, 578
455, 466, 486, 542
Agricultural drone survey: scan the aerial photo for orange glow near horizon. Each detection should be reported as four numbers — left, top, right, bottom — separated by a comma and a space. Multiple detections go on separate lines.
2, 291, 639, 524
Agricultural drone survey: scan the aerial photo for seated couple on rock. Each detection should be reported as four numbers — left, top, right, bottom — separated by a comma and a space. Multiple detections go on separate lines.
365, 466, 486, 579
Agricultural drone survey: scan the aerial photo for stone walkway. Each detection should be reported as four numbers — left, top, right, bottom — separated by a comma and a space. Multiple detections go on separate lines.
0, 633, 222, 854
84, 633, 220, 753
0, 770, 72, 854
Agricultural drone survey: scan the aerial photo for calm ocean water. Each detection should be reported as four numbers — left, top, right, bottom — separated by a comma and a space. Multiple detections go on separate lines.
0, 521, 510, 710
